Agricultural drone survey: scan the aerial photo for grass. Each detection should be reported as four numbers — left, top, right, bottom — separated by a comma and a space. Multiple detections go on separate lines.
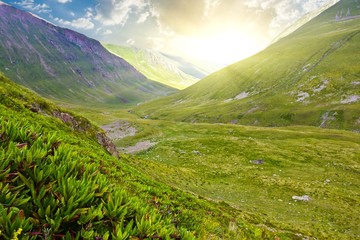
76, 102, 360, 239
1, 73, 301, 239
128, 122, 360, 239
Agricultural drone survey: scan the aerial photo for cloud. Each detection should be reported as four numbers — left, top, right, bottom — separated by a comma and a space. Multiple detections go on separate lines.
95, 0, 149, 26
204, 0, 221, 17
57, 0, 72, 4
54, 6, 95, 30
14, 0, 51, 13
85, 8, 94, 18
103, 29, 113, 35
244, 0, 337, 36
152, 0, 205, 34
137, 12, 149, 23
126, 38, 135, 45
55, 17, 94, 29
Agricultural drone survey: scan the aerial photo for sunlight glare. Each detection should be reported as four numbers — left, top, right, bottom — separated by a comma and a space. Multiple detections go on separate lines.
172, 30, 264, 70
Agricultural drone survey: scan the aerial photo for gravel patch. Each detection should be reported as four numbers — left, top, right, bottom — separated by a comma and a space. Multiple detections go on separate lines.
101, 121, 136, 140
121, 141, 156, 154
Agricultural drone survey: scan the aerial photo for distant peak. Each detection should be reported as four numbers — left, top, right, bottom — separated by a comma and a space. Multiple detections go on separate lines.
0, 1, 9, 5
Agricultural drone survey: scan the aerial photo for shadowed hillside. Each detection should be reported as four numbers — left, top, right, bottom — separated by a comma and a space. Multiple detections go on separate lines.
0, 3, 175, 105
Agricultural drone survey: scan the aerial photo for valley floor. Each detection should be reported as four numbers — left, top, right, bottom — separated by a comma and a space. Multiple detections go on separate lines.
73, 105, 360, 239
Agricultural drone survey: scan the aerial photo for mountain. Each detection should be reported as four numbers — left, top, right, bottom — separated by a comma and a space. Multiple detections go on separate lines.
270, 0, 340, 44
0, 3, 175, 106
104, 44, 202, 89
133, 0, 360, 131
160, 53, 210, 79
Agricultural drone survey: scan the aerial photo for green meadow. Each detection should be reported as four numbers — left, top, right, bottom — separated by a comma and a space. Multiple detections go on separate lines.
74, 105, 360, 239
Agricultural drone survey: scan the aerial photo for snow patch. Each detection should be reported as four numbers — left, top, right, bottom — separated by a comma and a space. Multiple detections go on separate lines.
341, 95, 360, 104
296, 92, 309, 102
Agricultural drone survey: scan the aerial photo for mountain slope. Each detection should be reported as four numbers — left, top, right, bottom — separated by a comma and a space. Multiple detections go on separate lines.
270, 0, 340, 44
0, 72, 297, 239
104, 44, 200, 89
0, 3, 175, 105
134, 0, 360, 131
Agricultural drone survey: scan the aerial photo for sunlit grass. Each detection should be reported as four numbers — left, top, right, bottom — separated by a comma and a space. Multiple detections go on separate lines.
112, 120, 360, 239
75, 99, 360, 239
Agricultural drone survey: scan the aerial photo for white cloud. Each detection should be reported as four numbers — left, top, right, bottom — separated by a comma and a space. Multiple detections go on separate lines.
103, 29, 113, 35
204, 0, 221, 17
14, 0, 51, 13
244, 0, 337, 37
55, 17, 94, 30
95, 0, 149, 26
126, 38, 135, 45
85, 8, 94, 18
137, 12, 150, 23
57, 0, 72, 4
54, 7, 95, 30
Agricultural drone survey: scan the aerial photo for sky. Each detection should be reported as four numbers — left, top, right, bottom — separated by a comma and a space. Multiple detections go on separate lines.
2, 0, 338, 71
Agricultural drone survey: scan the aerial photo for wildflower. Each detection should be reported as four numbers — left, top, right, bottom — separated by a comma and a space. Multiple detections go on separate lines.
11, 228, 22, 240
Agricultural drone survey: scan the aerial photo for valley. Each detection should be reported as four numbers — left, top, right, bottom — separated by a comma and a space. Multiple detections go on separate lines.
0, 0, 359, 239
74, 106, 360, 239
103, 44, 201, 90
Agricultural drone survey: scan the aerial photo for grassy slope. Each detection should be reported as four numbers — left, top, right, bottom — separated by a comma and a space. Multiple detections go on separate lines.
133, 0, 360, 130
0, 73, 300, 239
73, 105, 360, 240
103, 44, 199, 90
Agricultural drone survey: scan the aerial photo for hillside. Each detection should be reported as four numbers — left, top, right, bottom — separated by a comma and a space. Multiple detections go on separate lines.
1, 72, 306, 239
270, 0, 340, 44
0, 3, 175, 106
103, 44, 200, 89
133, 0, 360, 131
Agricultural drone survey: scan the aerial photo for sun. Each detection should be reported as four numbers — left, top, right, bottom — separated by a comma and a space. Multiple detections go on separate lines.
170, 30, 265, 70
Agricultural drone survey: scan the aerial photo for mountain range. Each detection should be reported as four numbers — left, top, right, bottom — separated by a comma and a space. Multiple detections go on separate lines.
133, 0, 360, 131
0, 2, 175, 105
103, 44, 200, 90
